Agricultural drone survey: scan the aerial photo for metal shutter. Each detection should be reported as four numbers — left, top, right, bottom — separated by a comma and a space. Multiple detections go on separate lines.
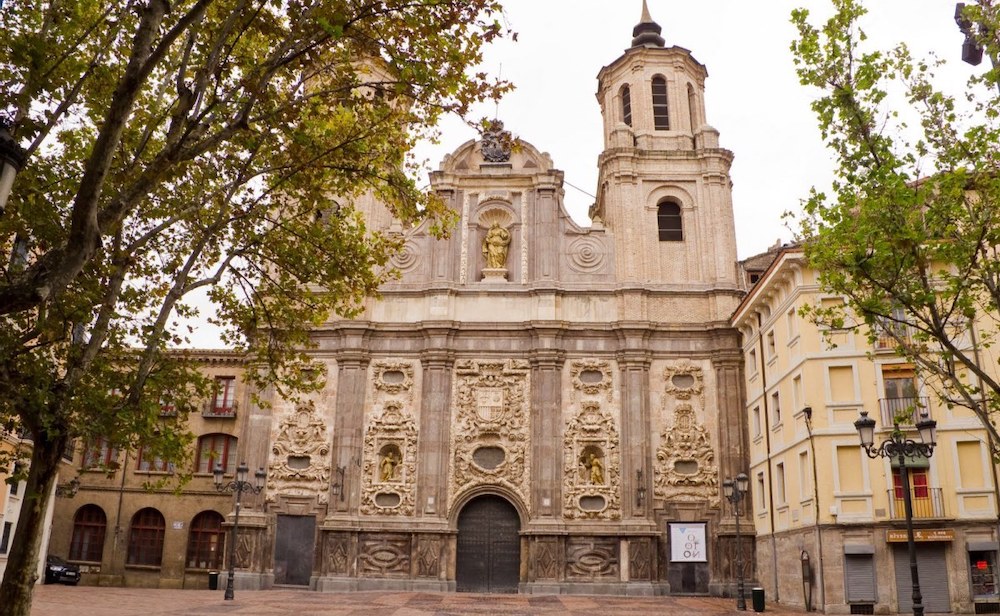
845, 554, 876, 603
893, 544, 951, 613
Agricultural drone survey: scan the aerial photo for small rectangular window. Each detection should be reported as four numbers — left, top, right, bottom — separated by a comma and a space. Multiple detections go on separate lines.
752, 407, 761, 437
766, 331, 776, 359
748, 349, 758, 376
970, 550, 999, 598
775, 462, 786, 506
771, 392, 781, 425
9, 463, 22, 496
652, 77, 670, 130
756, 473, 766, 510
0, 522, 11, 554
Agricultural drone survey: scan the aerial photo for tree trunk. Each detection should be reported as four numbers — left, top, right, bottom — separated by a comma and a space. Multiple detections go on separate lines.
0, 428, 68, 616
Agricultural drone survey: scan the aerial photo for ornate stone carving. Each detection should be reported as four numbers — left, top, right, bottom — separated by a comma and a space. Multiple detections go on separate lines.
563, 401, 621, 519
415, 535, 442, 578
267, 402, 331, 504
662, 360, 705, 400
654, 403, 719, 505
324, 532, 351, 575
480, 120, 512, 162
569, 359, 614, 399
449, 359, 531, 512
362, 360, 418, 516
564, 359, 621, 520
566, 538, 619, 579
358, 534, 410, 576
567, 236, 608, 274
629, 538, 653, 581
531, 538, 560, 580
389, 239, 419, 273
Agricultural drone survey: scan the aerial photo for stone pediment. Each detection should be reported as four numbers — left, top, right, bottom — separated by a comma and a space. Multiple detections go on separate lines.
437, 137, 555, 176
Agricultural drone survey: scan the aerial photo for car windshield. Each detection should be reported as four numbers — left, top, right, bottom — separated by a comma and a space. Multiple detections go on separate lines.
48, 556, 66, 565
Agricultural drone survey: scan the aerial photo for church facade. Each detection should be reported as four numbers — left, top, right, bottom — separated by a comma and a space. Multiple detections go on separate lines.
247, 5, 748, 594
46, 4, 751, 596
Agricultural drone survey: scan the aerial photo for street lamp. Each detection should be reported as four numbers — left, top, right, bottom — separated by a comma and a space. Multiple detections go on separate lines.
723, 472, 750, 611
0, 120, 27, 216
214, 461, 266, 601
955, 3, 1000, 95
854, 409, 937, 616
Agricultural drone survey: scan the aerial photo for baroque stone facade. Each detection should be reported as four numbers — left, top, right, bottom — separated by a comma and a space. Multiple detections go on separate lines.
46, 4, 752, 597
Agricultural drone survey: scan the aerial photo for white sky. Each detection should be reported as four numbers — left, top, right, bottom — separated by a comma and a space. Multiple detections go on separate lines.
414, 0, 979, 259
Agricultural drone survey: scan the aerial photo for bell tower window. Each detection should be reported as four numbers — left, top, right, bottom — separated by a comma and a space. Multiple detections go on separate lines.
621, 85, 632, 126
652, 76, 669, 130
657, 201, 683, 241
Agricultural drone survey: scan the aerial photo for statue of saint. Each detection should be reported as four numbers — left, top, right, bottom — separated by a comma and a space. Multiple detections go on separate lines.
482, 221, 511, 269
586, 453, 604, 485
379, 450, 400, 482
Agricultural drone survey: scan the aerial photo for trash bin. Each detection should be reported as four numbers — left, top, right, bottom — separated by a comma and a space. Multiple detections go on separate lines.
208, 571, 220, 590
752, 586, 765, 612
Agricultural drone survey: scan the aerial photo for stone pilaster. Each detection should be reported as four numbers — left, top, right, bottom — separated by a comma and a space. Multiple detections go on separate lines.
417, 324, 455, 518
530, 326, 564, 518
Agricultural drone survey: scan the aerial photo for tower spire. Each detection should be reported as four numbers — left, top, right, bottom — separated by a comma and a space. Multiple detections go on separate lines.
631, 0, 665, 48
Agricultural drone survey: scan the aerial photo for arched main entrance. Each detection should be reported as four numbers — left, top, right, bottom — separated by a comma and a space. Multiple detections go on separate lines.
455, 494, 521, 593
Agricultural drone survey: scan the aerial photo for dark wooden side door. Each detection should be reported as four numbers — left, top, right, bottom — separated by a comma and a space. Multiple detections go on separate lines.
273, 514, 316, 586
456, 495, 521, 593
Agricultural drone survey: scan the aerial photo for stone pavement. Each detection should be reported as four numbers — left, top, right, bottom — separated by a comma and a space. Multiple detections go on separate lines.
29, 587, 812, 616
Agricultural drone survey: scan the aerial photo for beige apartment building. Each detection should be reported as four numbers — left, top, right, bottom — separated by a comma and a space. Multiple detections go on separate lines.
733, 246, 1000, 614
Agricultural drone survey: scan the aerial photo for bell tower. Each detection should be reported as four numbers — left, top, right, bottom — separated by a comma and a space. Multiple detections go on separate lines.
593, 1, 739, 309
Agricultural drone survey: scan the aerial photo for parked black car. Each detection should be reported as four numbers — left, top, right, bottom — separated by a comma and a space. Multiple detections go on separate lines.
44, 555, 80, 585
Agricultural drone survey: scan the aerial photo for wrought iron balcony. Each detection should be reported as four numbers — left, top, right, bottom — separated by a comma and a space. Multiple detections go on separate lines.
878, 396, 930, 427
886, 487, 945, 519
202, 401, 237, 418
875, 325, 910, 350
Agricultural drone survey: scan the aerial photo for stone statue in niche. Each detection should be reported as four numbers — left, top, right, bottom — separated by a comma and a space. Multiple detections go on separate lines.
583, 453, 605, 485
482, 221, 511, 269
379, 447, 401, 482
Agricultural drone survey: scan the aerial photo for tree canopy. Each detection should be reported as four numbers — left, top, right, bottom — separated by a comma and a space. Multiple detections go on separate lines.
0, 1, 510, 612
790, 0, 1000, 441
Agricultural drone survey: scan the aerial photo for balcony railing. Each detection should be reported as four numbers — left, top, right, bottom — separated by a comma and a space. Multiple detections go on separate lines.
886, 487, 945, 519
879, 396, 930, 427
875, 326, 910, 350
202, 401, 237, 418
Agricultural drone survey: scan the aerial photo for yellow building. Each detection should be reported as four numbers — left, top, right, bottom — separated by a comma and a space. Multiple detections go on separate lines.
45, 350, 250, 589
732, 246, 1000, 614
0, 430, 56, 585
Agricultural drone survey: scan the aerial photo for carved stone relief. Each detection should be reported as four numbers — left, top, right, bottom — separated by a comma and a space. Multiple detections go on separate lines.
530, 538, 561, 580
361, 360, 418, 516
654, 361, 719, 506
629, 538, 653, 581
267, 402, 332, 504
566, 537, 619, 579
324, 531, 351, 576
414, 535, 442, 578
564, 359, 621, 520
358, 533, 411, 576
448, 359, 532, 513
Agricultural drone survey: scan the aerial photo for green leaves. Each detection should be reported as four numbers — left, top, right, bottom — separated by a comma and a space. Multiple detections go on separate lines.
790, 0, 1000, 443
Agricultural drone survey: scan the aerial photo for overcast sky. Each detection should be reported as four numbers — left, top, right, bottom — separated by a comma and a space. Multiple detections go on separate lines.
415, 0, 980, 259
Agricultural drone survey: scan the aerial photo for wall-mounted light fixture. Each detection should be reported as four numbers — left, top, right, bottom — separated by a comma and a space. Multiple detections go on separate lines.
636, 469, 647, 508
331, 465, 346, 502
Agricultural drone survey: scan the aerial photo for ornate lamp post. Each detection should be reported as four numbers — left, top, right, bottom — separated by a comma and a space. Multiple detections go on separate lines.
214, 461, 266, 601
723, 472, 750, 611
854, 409, 937, 616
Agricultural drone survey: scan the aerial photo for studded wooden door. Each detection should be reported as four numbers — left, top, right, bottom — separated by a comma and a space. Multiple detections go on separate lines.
273, 514, 316, 586
456, 495, 521, 593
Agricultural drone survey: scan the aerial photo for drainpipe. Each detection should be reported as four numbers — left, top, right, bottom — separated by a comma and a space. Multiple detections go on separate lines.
803, 406, 825, 612
757, 312, 780, 602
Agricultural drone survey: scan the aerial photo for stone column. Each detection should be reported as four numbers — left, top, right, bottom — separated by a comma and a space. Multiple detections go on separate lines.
530, 327, 564, 519
331, 327, 370, 514
417, 324, 455, 519
617, 326, 652, 519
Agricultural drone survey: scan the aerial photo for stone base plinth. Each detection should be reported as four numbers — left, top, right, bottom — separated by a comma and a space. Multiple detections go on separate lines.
481, 267, 508, 282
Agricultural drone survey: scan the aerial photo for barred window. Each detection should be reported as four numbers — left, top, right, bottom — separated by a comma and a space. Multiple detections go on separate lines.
657, 201, 683, 241
126, 508, 165, 567
652, 76, 669, 130
69, 504, 106, 562
186, 511, 225, 570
